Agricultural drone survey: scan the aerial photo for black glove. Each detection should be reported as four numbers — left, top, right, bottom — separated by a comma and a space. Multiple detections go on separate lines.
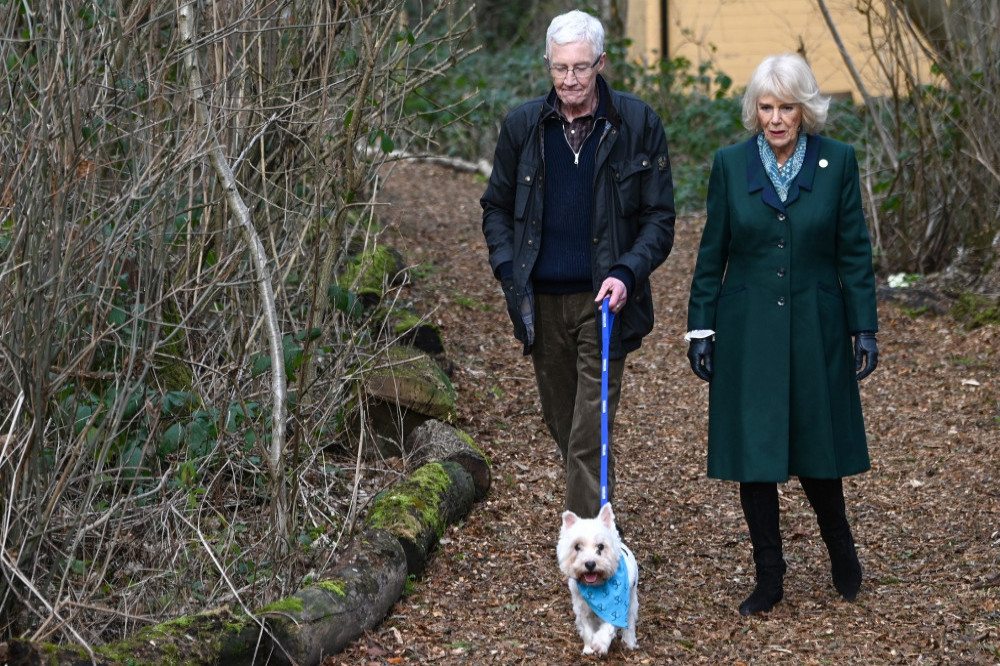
854, 331, 879, 381
687, 337, 714, 382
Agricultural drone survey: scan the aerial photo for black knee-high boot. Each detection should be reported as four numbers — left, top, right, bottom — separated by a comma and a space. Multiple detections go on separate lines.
800, 477, 862, 601
738, 482, 786, 615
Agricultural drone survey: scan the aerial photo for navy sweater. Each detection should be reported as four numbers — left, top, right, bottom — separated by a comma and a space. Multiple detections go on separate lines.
532, 118, 603, 294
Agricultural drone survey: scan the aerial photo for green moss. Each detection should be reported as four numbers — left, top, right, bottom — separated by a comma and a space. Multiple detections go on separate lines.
951, 292, 1000, 330
338, 244, 401, 296
260, 596, 305, 613
315, 579, 347, 596
366, 462, 451, 539
393, 309, 427, 336
369, 345, 457, 420
456, 429, 491, 468
156, 303, 194, 392
29, 608, 259, 665
159, 615, 194, 629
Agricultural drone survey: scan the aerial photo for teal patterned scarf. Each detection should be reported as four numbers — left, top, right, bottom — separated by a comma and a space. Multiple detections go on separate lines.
757, 132, 807, 202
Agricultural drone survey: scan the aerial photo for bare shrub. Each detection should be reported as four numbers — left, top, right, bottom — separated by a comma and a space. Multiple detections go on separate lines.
824, 0, 1000, 286
1, 0, 474, 647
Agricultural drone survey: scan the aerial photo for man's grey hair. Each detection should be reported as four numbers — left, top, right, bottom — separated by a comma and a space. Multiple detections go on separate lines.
545, 10, 605, 62
741, 52, 831, 134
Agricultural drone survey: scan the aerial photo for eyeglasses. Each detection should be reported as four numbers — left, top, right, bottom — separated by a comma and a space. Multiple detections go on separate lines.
549, 55, 601, 80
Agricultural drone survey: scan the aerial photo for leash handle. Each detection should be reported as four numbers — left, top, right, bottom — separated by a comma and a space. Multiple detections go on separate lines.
600, 297, 614, 507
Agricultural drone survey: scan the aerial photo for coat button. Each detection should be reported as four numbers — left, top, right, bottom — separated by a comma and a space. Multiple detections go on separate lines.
524, 175, 531, 183
777, 268, 786, 277
777, 238, 786, 249
642, 160, 649, 167
592, 237, 599, 244
777, 213, 786, 221
777, 297, 786, 306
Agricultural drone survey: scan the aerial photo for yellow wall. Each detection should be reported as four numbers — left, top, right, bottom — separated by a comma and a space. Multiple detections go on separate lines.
625, 0, 904, 100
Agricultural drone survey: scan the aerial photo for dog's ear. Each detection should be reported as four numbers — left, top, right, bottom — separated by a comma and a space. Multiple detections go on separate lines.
561, 510, 579, 529
597, 502, 615, 529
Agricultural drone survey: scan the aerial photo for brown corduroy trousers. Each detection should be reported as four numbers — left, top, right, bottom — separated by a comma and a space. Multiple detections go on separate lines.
531, 292, 625, 518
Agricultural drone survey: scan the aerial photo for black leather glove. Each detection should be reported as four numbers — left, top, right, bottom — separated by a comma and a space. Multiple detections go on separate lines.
687, 337, 714, 382
854, 331, 879, 381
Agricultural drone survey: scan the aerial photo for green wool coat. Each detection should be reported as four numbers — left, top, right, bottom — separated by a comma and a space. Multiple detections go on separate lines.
687, 134, 878, 482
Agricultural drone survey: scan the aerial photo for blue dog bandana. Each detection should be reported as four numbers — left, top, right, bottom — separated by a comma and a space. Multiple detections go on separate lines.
578, 549, 632, 628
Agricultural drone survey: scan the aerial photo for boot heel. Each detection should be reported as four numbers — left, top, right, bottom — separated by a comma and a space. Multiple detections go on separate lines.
827, 535, 862, 600
739, 582, 784, 615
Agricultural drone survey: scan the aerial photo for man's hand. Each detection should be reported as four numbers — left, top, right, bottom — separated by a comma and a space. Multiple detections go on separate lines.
595, 277, 628, 313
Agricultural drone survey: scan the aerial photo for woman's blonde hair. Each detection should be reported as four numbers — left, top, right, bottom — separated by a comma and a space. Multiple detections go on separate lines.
741, 53, 830, 134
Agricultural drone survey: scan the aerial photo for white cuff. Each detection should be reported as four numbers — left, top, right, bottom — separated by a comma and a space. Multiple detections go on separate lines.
684, 329, 715, 341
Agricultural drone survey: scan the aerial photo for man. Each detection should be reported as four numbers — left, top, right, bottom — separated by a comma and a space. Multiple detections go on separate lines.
481, 10, 676, 518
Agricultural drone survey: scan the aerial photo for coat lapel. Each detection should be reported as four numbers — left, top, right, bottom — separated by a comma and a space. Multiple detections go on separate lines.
745, 137, 785, 213
745, 134, 822, 212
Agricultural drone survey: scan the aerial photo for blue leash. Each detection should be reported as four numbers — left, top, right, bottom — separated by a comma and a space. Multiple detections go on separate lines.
600, 297, 614, 507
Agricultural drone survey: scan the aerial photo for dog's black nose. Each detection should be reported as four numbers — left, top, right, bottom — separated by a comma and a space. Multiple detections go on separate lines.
585, 561, 596, 571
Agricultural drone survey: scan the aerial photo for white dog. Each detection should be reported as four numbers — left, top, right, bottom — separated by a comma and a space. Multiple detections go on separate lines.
556, 502, 639, 656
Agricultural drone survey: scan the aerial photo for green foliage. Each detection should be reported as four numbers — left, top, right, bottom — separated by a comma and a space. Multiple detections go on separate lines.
951, 293, 1000, 330
327, 284, 364, 318
406, 42, 748, 212
402, 573, 419, 597
403, 45, 549, 159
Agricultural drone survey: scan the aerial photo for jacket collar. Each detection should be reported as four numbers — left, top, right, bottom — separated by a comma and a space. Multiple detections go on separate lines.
745, 133, 821, 212
541, 75, 621, 128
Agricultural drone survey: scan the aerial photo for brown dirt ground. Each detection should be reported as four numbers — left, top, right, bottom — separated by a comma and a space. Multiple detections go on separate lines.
335, 160, 999, 665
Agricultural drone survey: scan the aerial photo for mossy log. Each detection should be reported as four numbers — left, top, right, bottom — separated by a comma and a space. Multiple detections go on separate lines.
3, 453, 479, 665
261, 528, 407, 665
3, 606, 264, 665
392, 308, 445, 355
406, 419, 491, 501
3, 530, 407, 666
363, 345, 457, 456
364, 460, 474, 578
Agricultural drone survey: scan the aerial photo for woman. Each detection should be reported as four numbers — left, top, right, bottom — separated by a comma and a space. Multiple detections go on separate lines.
685, 53, 879, 615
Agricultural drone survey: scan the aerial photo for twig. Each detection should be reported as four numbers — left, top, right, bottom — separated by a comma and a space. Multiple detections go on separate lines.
177, 2, 291, 541
815, 0, 898, 169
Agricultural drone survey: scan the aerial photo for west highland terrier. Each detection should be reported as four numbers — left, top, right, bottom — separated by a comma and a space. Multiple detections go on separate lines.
556, 502, 639, 656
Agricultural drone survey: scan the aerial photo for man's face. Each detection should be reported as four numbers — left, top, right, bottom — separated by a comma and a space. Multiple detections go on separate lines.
547, 41, 604, 113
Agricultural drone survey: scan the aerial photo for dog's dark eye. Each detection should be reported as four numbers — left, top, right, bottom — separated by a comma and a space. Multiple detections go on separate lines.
574, 544, 581, 551
597, 544, 604, 553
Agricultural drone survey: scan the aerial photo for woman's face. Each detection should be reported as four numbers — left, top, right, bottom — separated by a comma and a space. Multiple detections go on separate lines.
757, 94, 802, 160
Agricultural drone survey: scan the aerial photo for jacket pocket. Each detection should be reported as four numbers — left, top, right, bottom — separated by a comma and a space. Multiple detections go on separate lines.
514, 163, 538, 220
612, 154, 652, 218
816, 280, 848, 335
